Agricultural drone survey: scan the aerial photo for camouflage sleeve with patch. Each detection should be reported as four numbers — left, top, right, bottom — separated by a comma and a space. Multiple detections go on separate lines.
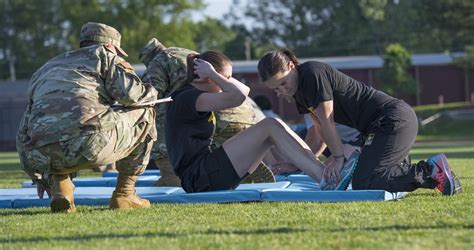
141, 48, 190, 98
141, 58, 170, 98
105, 56, 158, 107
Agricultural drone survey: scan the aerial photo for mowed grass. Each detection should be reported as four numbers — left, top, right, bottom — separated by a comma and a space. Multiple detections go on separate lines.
0, 142, 473, 249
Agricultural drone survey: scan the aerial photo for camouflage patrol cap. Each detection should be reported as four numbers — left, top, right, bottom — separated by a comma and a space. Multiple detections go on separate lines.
80, 22, 128, 57
139, 38, 167, 66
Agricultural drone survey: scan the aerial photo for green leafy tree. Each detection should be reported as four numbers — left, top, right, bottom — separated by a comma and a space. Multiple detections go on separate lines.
416, 0, 474, 52
1, 0, 234, 79
455, 45, 474, 71
228, 0, 474, 57
229, 0, 392, 57
0, 0, 66, 79
60, 0, 204, 62
193, 17, 235, 52
378, 43, 416, 96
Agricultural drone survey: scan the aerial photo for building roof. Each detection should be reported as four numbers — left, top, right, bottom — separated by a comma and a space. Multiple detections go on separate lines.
133, 52, 465, 75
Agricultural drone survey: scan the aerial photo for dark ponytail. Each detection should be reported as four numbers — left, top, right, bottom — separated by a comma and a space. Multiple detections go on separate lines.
186, 53, 200, 84
185, 50, 232, 84
257, 48, 299, 82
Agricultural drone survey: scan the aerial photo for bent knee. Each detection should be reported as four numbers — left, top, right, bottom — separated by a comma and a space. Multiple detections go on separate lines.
351, 171, 372, 190
259, 117, 286, 131
351, 181, 371, 190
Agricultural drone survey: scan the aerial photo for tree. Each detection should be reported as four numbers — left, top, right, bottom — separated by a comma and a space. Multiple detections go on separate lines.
193, 17, 235, 52
416, 0, 474, 52
378, 43, 416, 96
0, 0, 66, 80
229, 0, 392, 57
228, 0, 474, 58
0, 0, 234, 79
59, 0, 205, 62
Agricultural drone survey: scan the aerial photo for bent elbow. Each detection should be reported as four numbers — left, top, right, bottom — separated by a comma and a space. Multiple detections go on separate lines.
228, 92, 246, 107
235, 92, 246, 105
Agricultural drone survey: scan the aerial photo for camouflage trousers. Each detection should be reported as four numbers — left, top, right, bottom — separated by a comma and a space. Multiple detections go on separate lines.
19, 107, 156, 177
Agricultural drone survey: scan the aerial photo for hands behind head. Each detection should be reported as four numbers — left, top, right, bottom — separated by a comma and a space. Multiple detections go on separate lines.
193, 58, 216, 83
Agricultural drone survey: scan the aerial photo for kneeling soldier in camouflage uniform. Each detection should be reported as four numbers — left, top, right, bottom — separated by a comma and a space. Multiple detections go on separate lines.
139, 38, 274, 187
16, 22, 158, 212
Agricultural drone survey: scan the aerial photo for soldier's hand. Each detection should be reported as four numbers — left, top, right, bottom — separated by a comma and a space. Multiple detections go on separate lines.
194, 58, 217, 81
323, 159, 343, 184
36, 181, 52, 199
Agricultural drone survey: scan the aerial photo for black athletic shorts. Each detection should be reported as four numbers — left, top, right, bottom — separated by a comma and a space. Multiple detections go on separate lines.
179, 147, 244, 193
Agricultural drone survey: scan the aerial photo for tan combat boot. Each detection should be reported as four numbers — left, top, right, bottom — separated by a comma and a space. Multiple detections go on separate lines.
241, 162, 276, 184
154, 158, 181, 187
109, 174, 151, 209
50, 174, 76, 213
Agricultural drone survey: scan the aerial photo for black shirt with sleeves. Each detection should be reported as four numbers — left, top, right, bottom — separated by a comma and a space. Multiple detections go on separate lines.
164, 84, 216, 176
293, 61, 394, 133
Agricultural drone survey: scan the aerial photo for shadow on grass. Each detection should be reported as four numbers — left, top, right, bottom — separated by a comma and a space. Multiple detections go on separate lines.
0, 210, 51, 216
0, 207, 113, 217
410, 151, 474, 160
1, 224, 473, 244
345, 224, 474, 232
0, 227, 308, 243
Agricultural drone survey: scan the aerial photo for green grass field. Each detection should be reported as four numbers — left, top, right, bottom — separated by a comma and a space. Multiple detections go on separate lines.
0, 142, 473, 249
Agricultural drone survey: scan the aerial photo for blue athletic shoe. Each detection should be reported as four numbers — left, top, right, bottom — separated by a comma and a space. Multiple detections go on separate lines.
335, 150, 360, 190
320, 150, 360, 191
427, 154, 462, 195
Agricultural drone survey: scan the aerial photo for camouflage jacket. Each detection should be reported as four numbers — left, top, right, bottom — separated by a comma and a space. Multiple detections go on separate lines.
17, 44, 158, 149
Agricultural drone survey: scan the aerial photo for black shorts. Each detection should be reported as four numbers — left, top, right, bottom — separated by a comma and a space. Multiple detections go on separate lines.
180, 147, 244, 193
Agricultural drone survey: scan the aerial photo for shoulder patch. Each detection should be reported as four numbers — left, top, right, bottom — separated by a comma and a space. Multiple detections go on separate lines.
307, 107, 316, 115
117, 60, 136, 74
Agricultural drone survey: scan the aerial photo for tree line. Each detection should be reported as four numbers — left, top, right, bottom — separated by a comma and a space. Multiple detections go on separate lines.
1, 0, 473, 81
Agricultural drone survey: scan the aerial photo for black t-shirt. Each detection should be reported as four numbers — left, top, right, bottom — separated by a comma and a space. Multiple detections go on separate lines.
164, 85, 216, 176
293, 61, 394, 133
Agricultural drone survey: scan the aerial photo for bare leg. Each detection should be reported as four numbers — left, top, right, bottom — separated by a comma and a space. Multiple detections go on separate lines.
223, 118, 324, 182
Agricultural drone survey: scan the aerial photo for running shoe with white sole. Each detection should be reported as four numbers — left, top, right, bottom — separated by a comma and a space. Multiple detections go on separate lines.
320, 150, 360, 191
427, 154, 462, 195
335, 150, 360, 190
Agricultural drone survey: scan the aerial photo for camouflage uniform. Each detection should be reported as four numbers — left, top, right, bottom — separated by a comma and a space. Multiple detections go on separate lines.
17, 40, 157, 183
139, 38, 272, 185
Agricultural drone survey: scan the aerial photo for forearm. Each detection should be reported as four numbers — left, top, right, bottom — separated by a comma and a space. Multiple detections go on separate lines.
319, 118, 344, 160
227, 77, 250, 96
211, 73, 249, 96
305, 125, 328, 158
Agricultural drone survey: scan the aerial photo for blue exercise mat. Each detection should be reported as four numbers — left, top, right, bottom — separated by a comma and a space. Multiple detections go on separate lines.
1, 180, 407, 209
22, 176, 160, 188
102, 170, 160, 177
263, 180, 407, 202
0, 187, 181, 209
260, 189, 406, 202
0, 182, 290, 208
22, 174, 309, 188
